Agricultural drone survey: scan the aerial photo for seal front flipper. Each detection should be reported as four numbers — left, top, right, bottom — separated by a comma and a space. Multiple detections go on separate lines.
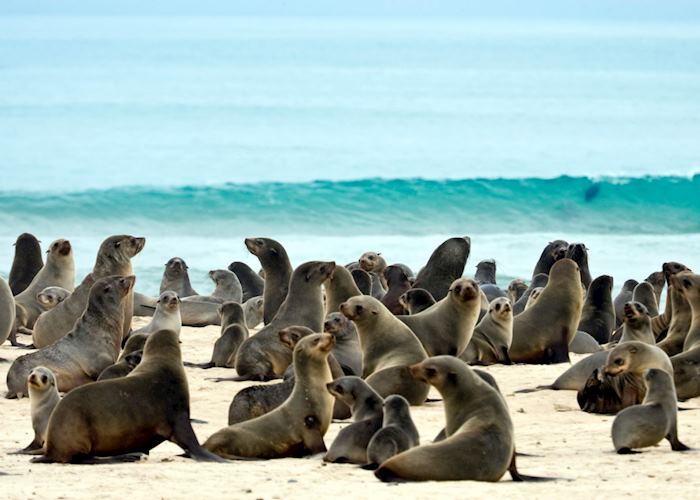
302, 415, 327, 455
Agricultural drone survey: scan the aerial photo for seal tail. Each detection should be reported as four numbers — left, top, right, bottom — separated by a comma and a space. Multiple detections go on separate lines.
183, 361, 216, 369
514, 385, 553, 394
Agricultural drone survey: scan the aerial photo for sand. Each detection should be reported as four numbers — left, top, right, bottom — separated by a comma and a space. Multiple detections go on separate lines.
1, 319, 699, 499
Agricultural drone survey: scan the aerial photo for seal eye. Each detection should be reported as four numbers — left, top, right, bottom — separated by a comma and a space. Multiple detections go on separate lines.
255, 238, 264, 246
614, 358, 624, 366
103, 286, 111, 293
41, 375, 47, 384
424, 367, 437, 378
355, 305, 364, 314
114, 241, 121, 248
495, 303, 500, 311
319, 266, 326, 274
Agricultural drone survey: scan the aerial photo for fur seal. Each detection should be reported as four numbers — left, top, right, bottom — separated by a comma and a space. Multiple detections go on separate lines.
340, 296, 429, 405
412, 236, 471, 301
656, 267, 692, 354
7, 275, 135, 398
398, 278, 481, 357
365, 395, 419, 469
323, 312, 362, 376
160, 257, 198, 297
323, 376, 384, 464
228, 261, 265, 302
204, 333, 336, 459
577, 275, 615, 344
618, 302, 655, 344
375, 356, 514, 482
0, 277, 15, 345
677, 272, 700, 351
36, 286, 71, 310
189, 302, 248, 369
611, 368, 689, 454
245, 237, 292, 325
475, 259, 507, 302
380, 265, 411, 315
359, 252, 388, 288
507, 279, 528, 304
614, 279, 639, 326
9, 233, 44, 296
510, 259, 583, 364
31, 328, 221, 463
399, 288, 435, 315
231, 261, 334, 381
565, 243, 592, 290
18, 367, 60, 453
532, 240, 567, 277
512, 273, 549, 315
633, 281, 659, 317
460, 297, 513, 365
97, 350, 143, 381
32, 235, 144, 348
570, 331, 603, 354
243, 295, 264, 329
524, 287, 544, 310
181, 269, 242, 304
128, 291, 181, 340
14, 239, 75, 330
324, 265, 362, 316
350, 269, 372, 295
645, 271, 666, 308
671, 348, 700, 401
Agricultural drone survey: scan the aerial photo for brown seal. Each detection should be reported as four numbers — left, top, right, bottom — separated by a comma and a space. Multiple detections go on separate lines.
7, 275, 135, 398
565, 242, 592, 290
509, 259, 583, 364
186, 302, 248, 369
613, 279, 639, 327
380, 265, 411, 315
531, 240, 568, 277
633, 281, 659, 317
512, 273, 549, 315
359, 252, 388, 288
399, 288, 435, 315
324, 265, 362, 316
340, 296, 429, 405
323, 312, 362, 376
0, 277, 15, 346
228, 261, 265, 302
96, 350, 143, 381
365, 395, 419, 469
181, 269, 242, 304
160, 257, 198, 297
412, 236, 470, 301
204, 333, 336, 459
577, 275, 615, 344
507, 279, 528, 304
245, 237, 292, 324
31, 328, 222, 463
9, 233, 44, 295
645, 271, 666, 308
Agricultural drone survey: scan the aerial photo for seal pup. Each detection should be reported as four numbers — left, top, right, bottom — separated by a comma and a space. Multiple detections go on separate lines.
323, 312, 362, 376
359, 252, 388, 288
31, 329, 222, 463
7, 276, 135, 398
323, 376, 384, 464
612, 368, 689, 454
412, 236, 471, 301
380, 265, 411, 315
512, 273, 549, 315
375, 356, 514, 482
324, 265, 362, 316
243, 295, 264, 329
398, 278, 481, 357
614, 279, 639, 326
9, 233, 44, 296
245, 237, 292, 324
14, 239, 75, 330
633, 281, 659, 317
507, 279, 528, 304
340, 296, 429, 405
399, 288, 435, 315
569, 331, 603, 354
187, 302, 248, 369
577, 275, 615, 344
524, 287, 544, 310
228, 261, 265, 302
204, 333, 336, 459
97, 350, 143, 381
32, 235, 145, 348
36, 286, 71, 310
364, 395, 419, 469
350, 269, 372, 295
618, 302, 655, 344
231, 261, 334, 381
160, 257, 198, 297
127, 290, 181, 341
510, 259, 583, 364
565, 243, 592, 290
460, 297, 513, 365
181, 269, 242, 304
0, 277, 15, 346
17, 367, 60, 453
531, 240, 567, 277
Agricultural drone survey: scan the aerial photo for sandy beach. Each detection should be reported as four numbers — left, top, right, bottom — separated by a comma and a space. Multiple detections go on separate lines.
1, 318, 698, 499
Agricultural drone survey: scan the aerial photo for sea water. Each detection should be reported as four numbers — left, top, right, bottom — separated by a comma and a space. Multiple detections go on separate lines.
0, 16, 699, 295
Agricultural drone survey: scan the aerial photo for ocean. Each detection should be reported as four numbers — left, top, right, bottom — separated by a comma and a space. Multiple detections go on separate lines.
1, 16, 699, 296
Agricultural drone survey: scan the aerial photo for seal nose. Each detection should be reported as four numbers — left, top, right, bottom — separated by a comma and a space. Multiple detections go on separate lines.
131, 237, 146, 250
323, 320, 332, 331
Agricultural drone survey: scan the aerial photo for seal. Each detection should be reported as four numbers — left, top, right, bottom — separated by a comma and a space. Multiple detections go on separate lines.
96, 350, 143, 381
324, 265, 362, 316
188, 302, 248, 369
524, 287, 544, 310
368, 272, 386, 300
618, 302, 655, 344
7, 275, 135, 398
323, 376, 384, 464
375, 356, 514, 482
398, 278, 481, 356
656, 266, 692, 354
365, 395, 419, 469
350, 269, 372, 295
359, 252, 388, 288
14, 239, 75, 330
569, 331, 603, 354
340, 295, 429, 405
0, 277, 15, 346
380, 265, 411, 315
633, 281, 659, 317
611, 368, 689, 454
36, 286, 71, 311
645, 271, 666, 308
243, 295, 264, 329
412, 236, 471, 301
507, 279, 528, 304
160, 257, 198, 297
399, 288, 435, 315
127, 290, 181, 341
228, 261, 265, 302
510, 259, 583, 364
245, 237, 293, 325
460, 297, 513, 365
17, 366, 60, 453
531, 240, 568, 277
231, 261, 334, 381
9, 233, 44, 296
512, 273, 549, 315
614, 279, 639, 327
204, 333, 336, 459
32, 235, 144, 348
565, 242, 592, 290
577, 275, 615, 344
323, 312, 362, 376
678, 272, 700, 351
475, 259, 507, 302
672, 348, 700, 401
31, 328, 222, 463
181, 269, 242, 304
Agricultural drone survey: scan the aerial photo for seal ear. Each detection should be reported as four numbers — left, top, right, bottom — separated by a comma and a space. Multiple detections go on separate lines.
279, 330, 299, 349
682, 277, 693, 289
270, 247, 278, 255
371, 307, 378, 316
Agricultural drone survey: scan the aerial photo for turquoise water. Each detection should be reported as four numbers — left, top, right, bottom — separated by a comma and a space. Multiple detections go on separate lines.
0, 16, 699, 293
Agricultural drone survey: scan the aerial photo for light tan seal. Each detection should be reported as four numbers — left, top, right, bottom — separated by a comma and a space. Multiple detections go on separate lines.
611, 368, 688, 454
127, 290, 181, 341
0, 277, 15, 346
17, 367, 60, 453
359, 251, 388, 288
324, 265, 362, 316
31, 328, 222, 463
460, 297, 513, 365
160, 257, 198, 297
36, 286, 71, 310
181, 269, 242, 304
340, 295, 429, 405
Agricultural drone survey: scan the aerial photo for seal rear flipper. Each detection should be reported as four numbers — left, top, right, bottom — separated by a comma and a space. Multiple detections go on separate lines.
11, 439, 43, 455
170, 413, 226, 462
508, 453, 560, 482
4, 391, 18, 400
433, 428, 446, 442
360, 462, 379, 470
514, 386, 552, 394
183, 361, 216, 369
667, 434, 690, 452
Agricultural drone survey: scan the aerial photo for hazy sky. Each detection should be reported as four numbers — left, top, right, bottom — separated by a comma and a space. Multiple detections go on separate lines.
2, 0, 700, 21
